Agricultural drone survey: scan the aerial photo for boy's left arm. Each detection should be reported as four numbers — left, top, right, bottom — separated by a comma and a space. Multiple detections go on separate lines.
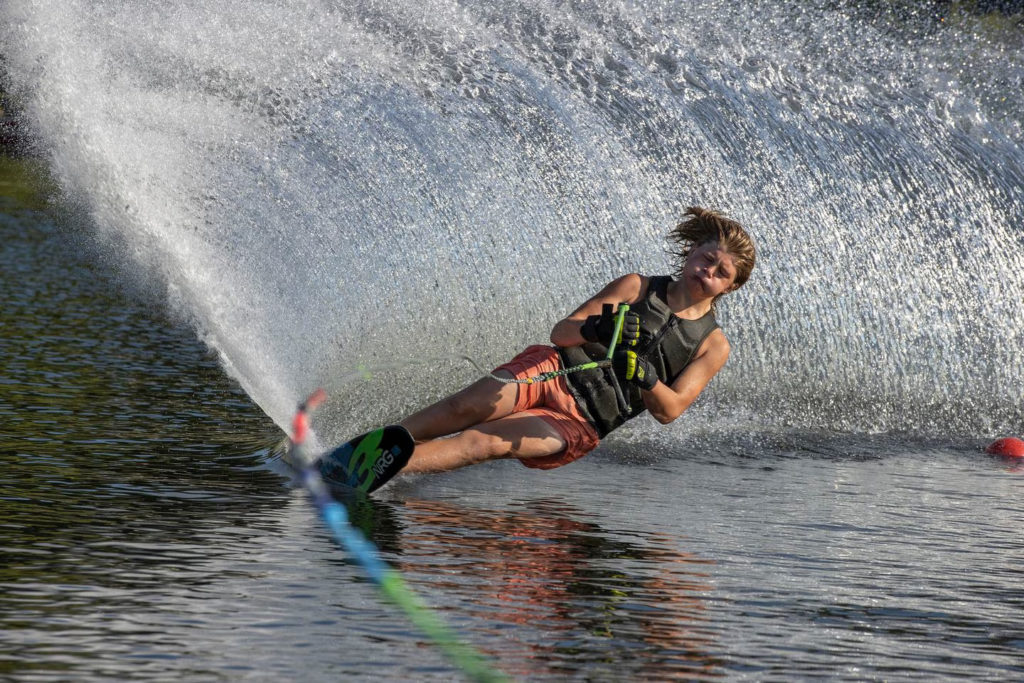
641, 331, 730, 424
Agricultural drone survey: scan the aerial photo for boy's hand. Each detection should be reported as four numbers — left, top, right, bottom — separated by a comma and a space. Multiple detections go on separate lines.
620, 311, 640, 346
613, 350, 658, 390
581, 304, 640, 347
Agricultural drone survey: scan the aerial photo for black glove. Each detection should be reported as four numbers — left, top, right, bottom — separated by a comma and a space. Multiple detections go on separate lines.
580, 303, 640, 347
613, 349, 658, 390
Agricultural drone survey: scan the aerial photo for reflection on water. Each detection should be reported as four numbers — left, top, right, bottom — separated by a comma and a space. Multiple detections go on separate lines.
384, 497, 720, 680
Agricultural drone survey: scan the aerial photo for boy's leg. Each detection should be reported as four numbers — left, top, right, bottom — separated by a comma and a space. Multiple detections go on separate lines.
400, 372, 519, 441
401, 412, 566, 473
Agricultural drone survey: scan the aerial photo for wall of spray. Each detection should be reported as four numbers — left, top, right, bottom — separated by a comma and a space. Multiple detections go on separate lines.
3, 0, 1021, 443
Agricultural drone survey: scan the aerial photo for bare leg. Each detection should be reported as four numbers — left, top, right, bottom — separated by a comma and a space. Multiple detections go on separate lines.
400, 372, 519, 441
402, 412, 566, 473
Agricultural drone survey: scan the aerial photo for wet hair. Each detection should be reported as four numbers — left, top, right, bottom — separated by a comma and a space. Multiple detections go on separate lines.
668, 206, 756, 302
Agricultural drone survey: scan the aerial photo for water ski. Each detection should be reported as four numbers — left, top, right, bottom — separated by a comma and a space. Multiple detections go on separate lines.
317, 425, 415, 493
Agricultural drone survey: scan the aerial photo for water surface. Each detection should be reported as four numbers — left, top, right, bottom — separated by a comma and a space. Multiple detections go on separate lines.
3, 204, 1022, 681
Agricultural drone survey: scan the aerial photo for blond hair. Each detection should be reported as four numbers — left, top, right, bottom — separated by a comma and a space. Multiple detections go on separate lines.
668, 206, 756, 304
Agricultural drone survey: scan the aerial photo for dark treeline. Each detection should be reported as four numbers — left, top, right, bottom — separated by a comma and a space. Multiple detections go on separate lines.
1, 54, 28, 156
833, 0, 1023, 29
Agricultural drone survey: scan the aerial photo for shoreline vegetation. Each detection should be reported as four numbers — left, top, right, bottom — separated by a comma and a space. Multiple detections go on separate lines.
1, 48, 28, 158
0, 155, 51, 210
0, 88, 27, 158
2, 59, 52, 209
0, 80, 52, 211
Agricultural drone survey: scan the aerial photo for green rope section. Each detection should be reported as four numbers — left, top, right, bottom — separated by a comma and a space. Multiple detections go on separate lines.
479, 304, 629, 385
478, 357, 608, 385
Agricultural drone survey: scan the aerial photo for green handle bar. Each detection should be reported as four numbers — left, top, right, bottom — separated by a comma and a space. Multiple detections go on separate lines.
606, 304, 629, 359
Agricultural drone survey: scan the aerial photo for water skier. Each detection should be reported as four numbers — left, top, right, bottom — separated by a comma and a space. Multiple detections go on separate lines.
397, 207, 756, 474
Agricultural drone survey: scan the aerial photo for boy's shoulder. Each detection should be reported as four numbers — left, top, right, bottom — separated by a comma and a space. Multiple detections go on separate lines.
608, 273, 646, 303
699, 328, 731, 363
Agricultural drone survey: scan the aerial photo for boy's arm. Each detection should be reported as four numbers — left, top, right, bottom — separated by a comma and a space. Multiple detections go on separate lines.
549, 274, 645, 347
640, 330, 730, 424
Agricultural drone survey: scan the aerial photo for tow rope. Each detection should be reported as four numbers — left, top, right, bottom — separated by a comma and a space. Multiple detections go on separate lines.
474, 304, 630, 385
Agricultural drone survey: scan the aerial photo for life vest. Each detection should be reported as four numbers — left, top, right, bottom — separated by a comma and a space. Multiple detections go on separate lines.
557, 275, 719, 438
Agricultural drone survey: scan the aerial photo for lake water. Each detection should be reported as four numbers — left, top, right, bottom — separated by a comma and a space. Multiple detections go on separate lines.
3, 202, 1022, 680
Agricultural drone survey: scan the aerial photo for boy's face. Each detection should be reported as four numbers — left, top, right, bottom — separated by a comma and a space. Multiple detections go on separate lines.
683, 241, 738, 300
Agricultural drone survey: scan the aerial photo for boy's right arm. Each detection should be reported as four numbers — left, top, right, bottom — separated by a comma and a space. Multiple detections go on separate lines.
549, 274, 645, 347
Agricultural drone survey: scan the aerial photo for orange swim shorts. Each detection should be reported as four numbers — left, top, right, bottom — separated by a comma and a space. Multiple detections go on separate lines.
493, 345, 600, 470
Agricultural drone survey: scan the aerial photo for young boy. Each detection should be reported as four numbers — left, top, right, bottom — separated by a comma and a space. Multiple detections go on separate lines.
399, 206, 756, 474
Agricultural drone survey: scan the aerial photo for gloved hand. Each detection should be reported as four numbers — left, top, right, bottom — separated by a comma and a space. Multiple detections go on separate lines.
580, 303, 640, 347
613, 349, 658, 390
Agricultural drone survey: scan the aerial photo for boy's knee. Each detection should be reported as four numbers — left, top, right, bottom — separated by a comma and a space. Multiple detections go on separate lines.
461, 428, 511, 461
441, 391, 486, 423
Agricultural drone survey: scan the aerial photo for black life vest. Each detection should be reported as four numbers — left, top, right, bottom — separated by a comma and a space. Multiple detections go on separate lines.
557, 275, 719, 438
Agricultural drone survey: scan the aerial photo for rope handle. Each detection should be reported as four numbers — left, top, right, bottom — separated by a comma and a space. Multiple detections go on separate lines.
486, 305, 630, 385
606, 303, 629, 360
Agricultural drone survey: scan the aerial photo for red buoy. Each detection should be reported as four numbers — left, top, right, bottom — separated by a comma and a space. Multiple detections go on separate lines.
986, 437, 1024, 458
